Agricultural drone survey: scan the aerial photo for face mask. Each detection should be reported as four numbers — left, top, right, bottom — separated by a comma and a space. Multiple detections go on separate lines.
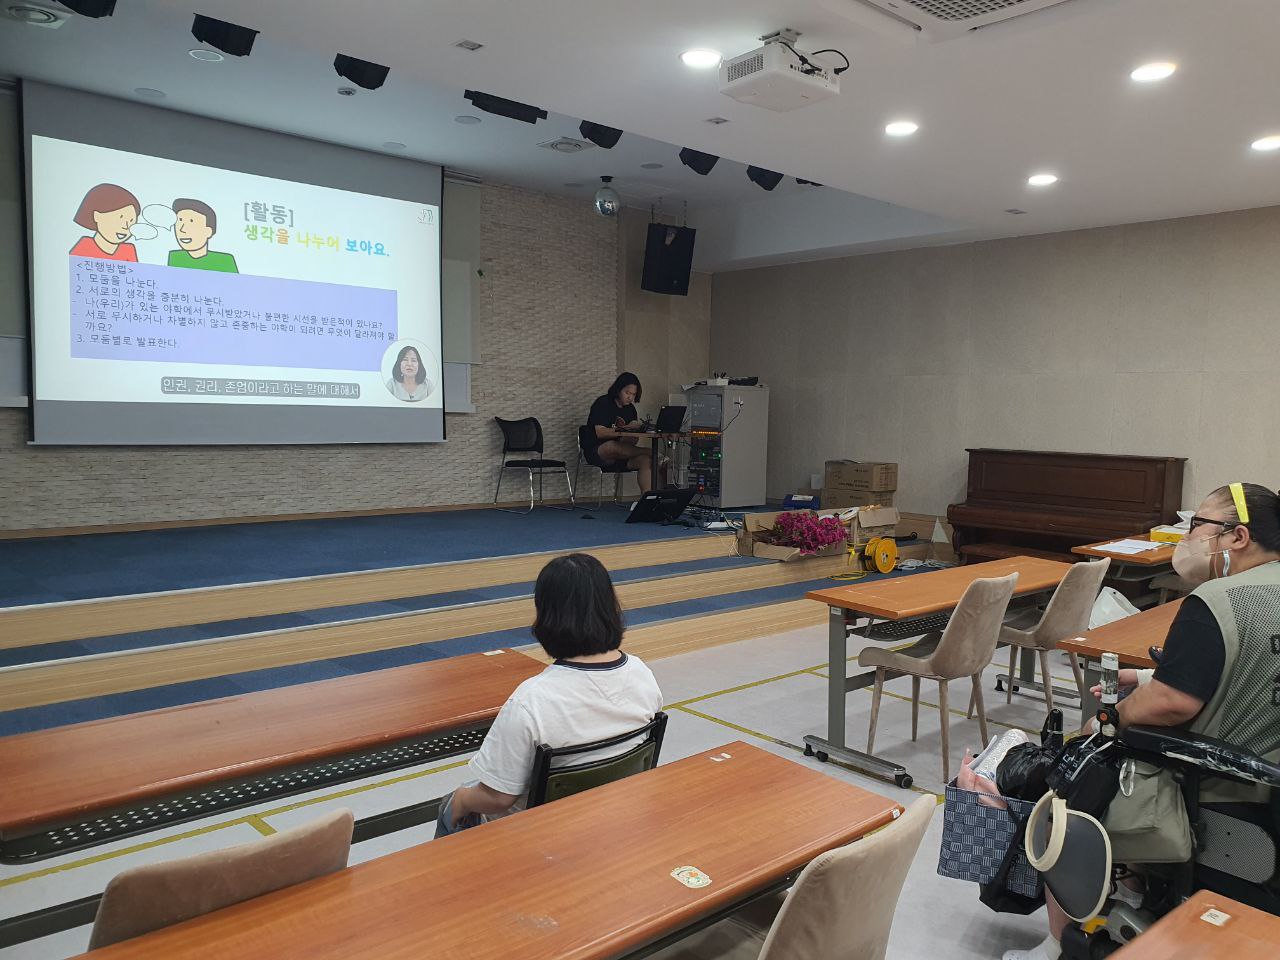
1172, 535, 1231, 585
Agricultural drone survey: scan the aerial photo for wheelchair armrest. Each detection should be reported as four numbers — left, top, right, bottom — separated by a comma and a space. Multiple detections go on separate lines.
1121, 725, 1280, 789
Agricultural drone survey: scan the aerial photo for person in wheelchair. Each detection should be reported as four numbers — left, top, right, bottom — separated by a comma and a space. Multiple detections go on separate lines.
435, 553, 663, 836
1006, 483, 1280, 960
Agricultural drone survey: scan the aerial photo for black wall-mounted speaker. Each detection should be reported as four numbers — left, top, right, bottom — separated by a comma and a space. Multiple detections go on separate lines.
640, 223, 696, 297
191, 14, 258, 57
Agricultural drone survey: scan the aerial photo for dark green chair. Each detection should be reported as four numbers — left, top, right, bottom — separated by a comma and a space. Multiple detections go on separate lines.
526, 712, 668, 808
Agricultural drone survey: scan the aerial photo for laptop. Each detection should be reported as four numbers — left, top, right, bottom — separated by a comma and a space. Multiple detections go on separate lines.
626, 487, 697, 524
651, 404, 686, 433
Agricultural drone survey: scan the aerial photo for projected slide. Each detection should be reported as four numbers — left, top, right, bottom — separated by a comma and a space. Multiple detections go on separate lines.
30, 135, 442, 413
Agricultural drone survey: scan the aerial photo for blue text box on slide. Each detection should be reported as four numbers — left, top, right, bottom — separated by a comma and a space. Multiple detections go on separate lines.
69, 259, 398, 371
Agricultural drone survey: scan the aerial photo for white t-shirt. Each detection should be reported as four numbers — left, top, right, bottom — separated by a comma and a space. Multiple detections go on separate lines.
468, 653, 663, 801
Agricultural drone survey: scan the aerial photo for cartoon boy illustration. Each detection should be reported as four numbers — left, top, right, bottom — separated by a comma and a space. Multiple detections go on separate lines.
70, 183, 140, 261
168, 199, 239, 273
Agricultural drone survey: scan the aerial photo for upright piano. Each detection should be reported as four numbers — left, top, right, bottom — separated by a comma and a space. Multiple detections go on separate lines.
947, 449, 1186, 564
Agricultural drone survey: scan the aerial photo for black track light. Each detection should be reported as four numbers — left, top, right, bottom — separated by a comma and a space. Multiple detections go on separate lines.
57, 0, 116, 16
463, 90, 547, 124
747, 166, 784, 191
334, 54, 390, 90
678, 148, 719, 176
579, 121, 623, 149
191, 14, 258, 57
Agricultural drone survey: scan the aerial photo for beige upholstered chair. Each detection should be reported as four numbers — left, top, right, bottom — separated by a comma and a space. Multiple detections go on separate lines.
996, 558, 1110, 713
89, 808, 354, 950
860, 573, 1019, 783
645, 795, 935, 960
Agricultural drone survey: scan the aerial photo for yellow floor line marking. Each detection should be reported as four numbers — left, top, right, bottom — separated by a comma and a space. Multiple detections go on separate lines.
245, 815, 276, 837
0, 757, 470, 889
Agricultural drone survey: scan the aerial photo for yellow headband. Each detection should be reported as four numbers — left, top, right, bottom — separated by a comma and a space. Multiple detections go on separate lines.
1230, 482, 1251, 524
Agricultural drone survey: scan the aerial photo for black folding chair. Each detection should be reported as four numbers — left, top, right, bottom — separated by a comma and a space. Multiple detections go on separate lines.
526, 712, 668, 808
574, 424, 635, 509
492, 417, 575, 514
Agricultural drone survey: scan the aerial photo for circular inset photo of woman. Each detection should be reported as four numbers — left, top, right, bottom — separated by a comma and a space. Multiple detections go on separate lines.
382, 340, 438, 403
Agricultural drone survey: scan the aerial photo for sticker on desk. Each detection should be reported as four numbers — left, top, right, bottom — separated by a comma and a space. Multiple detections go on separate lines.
482, 650, 506, 656
709, 752, 733, 762
1199, 908, 1232, 927
671, 866, 712, 888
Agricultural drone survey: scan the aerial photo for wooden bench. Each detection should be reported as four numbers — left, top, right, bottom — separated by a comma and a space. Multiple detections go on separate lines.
0, 650, 544, 947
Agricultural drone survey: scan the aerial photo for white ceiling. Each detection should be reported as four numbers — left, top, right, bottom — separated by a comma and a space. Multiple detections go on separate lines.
2, 0, 1278, 269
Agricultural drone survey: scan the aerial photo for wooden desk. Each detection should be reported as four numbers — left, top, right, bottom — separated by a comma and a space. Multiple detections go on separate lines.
1072, 537, 1175, 567
1057, 600, 1180, 725
74, 742, 902, 960
803, 557, 1072, 787
1110, 889, 1280, 958
1058, 599, 1181, 670
0, 650, 543, 858
0, 650, 544, 948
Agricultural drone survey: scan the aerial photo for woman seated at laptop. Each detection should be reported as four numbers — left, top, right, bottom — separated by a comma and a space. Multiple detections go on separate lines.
435, 553, 663, 836
583, 372, 653, 493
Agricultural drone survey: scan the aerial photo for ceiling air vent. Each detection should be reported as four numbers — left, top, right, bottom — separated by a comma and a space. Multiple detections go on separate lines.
841, 0, 1078, 41
536, 137, 595, 154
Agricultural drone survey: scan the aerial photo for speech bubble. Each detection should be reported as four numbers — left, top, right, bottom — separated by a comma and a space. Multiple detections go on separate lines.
139, 202, 177, 235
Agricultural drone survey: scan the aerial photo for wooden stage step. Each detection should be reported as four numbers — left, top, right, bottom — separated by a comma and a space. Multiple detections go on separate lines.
0, 554, 849, 712
0, 536, 732, 651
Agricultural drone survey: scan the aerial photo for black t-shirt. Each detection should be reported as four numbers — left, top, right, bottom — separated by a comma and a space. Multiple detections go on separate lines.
1152, 595, 1226, 705
585, 394, 637, 452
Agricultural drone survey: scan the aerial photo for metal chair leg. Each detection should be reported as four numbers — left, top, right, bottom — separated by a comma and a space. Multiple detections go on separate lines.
938, 678, 951, 785
546, 466, 576, 511
867, 667, 885, 753
494, 466, 535, 515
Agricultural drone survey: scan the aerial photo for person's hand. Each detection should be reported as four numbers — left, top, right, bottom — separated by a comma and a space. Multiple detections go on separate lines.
1089, 668, 1139, 699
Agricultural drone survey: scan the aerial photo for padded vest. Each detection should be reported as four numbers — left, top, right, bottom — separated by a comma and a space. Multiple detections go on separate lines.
1189, 560, 1280, 803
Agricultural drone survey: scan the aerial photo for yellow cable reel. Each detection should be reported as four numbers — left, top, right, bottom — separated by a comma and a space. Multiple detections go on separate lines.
862, 536, 899, 574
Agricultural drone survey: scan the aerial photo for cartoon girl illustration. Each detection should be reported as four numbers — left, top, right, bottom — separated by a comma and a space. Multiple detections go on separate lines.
69, 183, 140, 261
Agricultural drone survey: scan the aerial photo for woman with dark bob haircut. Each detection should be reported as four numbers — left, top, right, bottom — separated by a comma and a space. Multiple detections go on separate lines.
583, 372, 654, 492
435, 554, 662, 836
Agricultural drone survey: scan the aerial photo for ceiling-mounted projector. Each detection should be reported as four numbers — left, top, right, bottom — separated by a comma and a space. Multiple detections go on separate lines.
719, 29, 839, 112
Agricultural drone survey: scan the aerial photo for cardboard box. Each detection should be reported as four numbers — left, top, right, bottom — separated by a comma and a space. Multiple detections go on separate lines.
1149, 524, 1186, 544
737, 510, 847, 562
848, 505, 899, 546
821, 488, 895, 510
896, 512, 957, 563
824, 460, 898, 492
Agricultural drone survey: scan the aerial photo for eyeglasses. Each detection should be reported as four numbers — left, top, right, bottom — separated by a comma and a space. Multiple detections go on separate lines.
1188, 515, 1241, 532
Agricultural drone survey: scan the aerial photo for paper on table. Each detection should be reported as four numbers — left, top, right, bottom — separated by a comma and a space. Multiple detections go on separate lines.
1099, 538, 1167, 555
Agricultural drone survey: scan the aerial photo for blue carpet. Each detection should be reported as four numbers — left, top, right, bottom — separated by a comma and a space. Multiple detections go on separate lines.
0, 565, 920, 735
0, 507, 726, 606
0, 554, 764, 668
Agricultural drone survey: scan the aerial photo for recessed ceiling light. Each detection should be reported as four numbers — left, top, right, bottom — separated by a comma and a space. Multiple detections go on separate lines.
7, 4, 63, 25
1250, 135, 1280, 152
1130, 61, 1177, 83
640, 162, 664, 170
383, 140, 406, 151
454, 115, 482, 125
454, 39, 483, 52
681, 48, 722, 69
885, 120, 919, 137
337, 87, 357, 97
1027, 173, 1059, 186
705, 116, 730, 125
188, 48, 225, 62
134, 87, 166, 99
